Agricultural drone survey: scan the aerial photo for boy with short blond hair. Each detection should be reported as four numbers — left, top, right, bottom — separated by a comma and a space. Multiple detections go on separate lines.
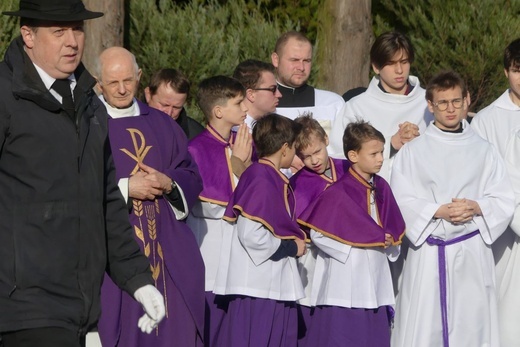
187, 75, 251, 346
289, 113, 350, 344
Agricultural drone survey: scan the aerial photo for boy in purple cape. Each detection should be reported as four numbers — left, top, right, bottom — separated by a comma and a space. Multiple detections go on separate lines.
289, 113, 349, 345
186, 75, 251, 346
298, 121, 405, 347
213, 113, 307, 347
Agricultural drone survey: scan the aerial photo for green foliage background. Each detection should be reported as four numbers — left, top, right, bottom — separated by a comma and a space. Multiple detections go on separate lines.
373, 0, 520, 113
0, 0, 518, 119
128, 0, 296, 121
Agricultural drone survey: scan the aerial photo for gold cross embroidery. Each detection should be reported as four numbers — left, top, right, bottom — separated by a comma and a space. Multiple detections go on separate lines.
120, 128, 153, 174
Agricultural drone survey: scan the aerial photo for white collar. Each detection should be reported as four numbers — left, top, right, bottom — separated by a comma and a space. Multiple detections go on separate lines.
98, 95, 140, 118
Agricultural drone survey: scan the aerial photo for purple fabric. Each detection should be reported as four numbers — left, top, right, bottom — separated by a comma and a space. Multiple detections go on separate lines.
188, 127, 235, 205
290, 158, 349, 221
296, 304, 313, 346
426, 230, 480, 347
98, 101, 205, 347
224, 159, 305, 240
215, 296, 298, 347
304, 305, 390, 347
204, 292, 229, 347
298, 167, 405, 247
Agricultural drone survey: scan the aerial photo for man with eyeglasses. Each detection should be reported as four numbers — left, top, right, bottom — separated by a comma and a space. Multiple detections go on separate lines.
233, 59, 282, 131
471, 38, 520, 347
145, 68, 204, 140
95, 47, 205, 347
329, 31, 433, 181
390, 70, 514, 347
271, 31, 344, 145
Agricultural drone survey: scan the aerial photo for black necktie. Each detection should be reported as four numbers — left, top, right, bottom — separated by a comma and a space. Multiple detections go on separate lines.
52, 79, 75, 120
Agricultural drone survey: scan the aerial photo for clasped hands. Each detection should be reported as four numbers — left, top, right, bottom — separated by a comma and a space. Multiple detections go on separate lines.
391, 121, 420, 151
435, 198, 482, 224
129, 162, 172, 200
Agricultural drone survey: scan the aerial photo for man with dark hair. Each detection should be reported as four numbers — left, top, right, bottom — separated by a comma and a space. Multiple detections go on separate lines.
471, 37, 520, 346
391, 70, 514, 347
145, 68, 204, 140
330, 31, 433, 180
233, 59, 282, 129
271, 31, 344, 148
0, 1, 162, 346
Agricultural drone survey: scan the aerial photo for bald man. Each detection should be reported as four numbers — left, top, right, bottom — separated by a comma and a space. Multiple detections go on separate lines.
94, 47, 205, 347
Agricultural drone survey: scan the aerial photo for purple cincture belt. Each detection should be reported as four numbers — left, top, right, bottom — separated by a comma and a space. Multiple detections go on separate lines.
426, 230, 480, 347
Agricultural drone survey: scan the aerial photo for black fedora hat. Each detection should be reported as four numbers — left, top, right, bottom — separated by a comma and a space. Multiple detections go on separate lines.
3, 0, 103, 21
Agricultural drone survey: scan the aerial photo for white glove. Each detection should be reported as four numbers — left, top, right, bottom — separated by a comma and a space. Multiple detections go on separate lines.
133, 284, 166, 334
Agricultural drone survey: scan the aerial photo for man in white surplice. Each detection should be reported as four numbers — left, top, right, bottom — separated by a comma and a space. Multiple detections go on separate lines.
390, 71, 514, 347
471, 38, 520, 347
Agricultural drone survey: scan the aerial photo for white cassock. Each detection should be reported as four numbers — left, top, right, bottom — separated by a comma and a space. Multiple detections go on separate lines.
186, 147, 238, 291
187, 202, 233, 291
496, 128, 520, 347
329, 75, 433, 181
390, 120, 514, 347
310, 191, 399, 308
213, 216, 304, 301
471, 90, 520, 347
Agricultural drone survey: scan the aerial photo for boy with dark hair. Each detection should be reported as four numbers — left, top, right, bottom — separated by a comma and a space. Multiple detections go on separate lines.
187, 75, 251, 346
289, 113, 350, 344
213, 113, 306, 347
298, 120, 404, 347
233, 59, 282, 129
330, 31, 433, 180
471, 37, 520, 346
145, 68, 204, 139
391, 70, 514, 346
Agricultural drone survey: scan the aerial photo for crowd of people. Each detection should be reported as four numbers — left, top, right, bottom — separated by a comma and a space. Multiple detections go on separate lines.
0, 0, 519, 347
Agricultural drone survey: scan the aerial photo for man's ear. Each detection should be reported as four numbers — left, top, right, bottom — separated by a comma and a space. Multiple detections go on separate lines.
144, 87, 151, 103
246, 88, 255, 102
94, 76, 103, 95
271, 52, 279, 68
20, 26, 35, 49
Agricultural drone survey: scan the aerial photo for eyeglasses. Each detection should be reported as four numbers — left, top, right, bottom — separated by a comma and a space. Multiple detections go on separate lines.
252, 85, 278, 94
432, 98, 464, 111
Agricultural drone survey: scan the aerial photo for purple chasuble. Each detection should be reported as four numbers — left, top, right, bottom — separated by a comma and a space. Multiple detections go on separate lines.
224, 159, 305, 240
98, 101, 205, 347
188, 126, 235, 206
290, 157, 350, 219
299, 167, 405, 247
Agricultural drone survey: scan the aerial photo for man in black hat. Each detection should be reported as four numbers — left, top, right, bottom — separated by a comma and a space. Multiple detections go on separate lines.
0, 1, 165, 346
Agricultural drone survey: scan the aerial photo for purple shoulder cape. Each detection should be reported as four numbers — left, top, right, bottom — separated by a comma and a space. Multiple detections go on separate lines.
188, 126, 236, 206
290, 157, 350, 218
298, 167, 405, 247
224, 159, 305, 240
